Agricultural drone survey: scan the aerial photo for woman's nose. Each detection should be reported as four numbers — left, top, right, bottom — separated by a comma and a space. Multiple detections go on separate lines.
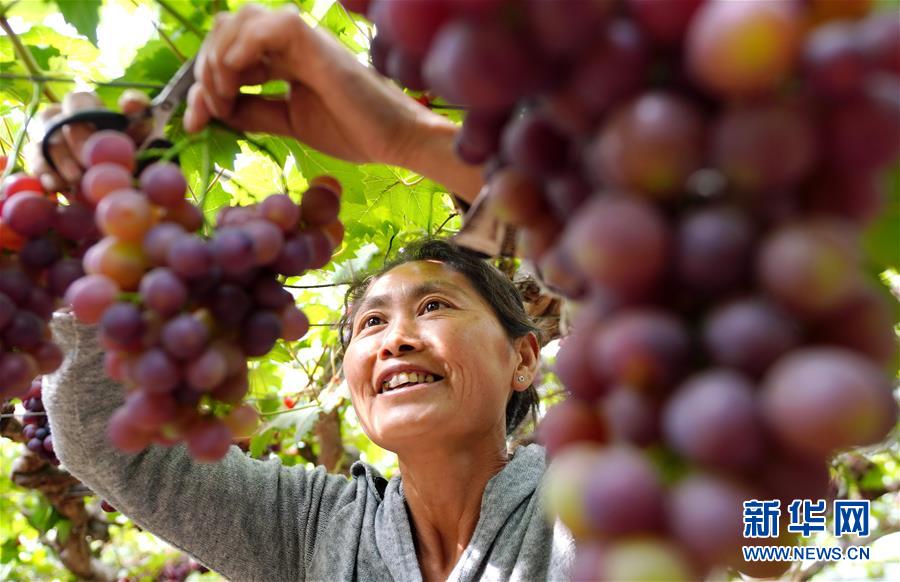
379, 317, 422, 358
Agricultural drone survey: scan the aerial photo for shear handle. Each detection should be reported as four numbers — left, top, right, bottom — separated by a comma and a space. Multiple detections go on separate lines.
40, 110, 129, 175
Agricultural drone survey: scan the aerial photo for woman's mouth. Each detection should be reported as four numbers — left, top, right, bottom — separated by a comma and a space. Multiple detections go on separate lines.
378, 373, 444, 395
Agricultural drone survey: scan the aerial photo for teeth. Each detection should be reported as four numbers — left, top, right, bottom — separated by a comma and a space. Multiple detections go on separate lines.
381, 371, 438, 392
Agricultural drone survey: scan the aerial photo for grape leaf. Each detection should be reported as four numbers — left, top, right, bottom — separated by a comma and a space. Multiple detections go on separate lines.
54, 0, 101, 46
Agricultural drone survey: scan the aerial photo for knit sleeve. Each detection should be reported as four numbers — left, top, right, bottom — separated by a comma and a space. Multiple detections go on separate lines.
42, 312, 351, 582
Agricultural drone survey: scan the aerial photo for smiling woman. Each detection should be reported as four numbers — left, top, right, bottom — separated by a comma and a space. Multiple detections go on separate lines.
42, 236, 575, 582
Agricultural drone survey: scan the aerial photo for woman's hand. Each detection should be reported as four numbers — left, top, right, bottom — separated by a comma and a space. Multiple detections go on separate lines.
186, 4, 425, 167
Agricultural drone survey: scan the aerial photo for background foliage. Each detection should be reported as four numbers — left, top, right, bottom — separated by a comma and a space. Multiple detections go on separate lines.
0, 1, 896, 580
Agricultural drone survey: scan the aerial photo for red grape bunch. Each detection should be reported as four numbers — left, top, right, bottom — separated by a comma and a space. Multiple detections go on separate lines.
19, 377, 59, 465
347, 0, 900, 579
62, 129, 345, 463
0, 169, 100, 402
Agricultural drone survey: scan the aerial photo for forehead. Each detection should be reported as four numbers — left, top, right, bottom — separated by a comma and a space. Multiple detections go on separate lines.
364, 260, 474, 299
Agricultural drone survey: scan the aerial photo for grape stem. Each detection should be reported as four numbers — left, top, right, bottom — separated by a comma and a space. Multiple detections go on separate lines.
0, 73, 165, 90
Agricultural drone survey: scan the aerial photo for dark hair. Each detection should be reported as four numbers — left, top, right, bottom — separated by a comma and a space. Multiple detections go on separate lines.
338, 237, 541, 437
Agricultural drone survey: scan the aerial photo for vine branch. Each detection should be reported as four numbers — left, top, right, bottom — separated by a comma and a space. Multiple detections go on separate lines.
156, 0, 204, 39
0, 14, 59, 102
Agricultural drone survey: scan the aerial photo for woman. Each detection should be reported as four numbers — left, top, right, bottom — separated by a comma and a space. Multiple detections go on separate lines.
42, 4, 576, 582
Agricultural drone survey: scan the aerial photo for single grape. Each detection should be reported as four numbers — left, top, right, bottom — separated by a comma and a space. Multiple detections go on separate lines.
242, 219, 284, 265
583, 446, 666, 536
186, 347, 228, 391
757, 219, 860, 318
210, 228, 256, 275
668, 473, 750, 568
55, 201, 99, 242
143, 222, 186, 267
525, 0, 612, 58
486, 168, 548, 228
761, 348, 898, 459
423, 19, 538, 111
123, 390, 177, 430
627, 0, 703, 46
455, 109, 509, 164
686, 0, 800, 96
590, 309, 690, 394
562, 195, 669, 300
280, 304, 309, 341
712, 101, 818, 193
20, 237, 61, 270
259, 194, 300, 233
500, 114, 569, 177
139, 267, 188, 318
536, 399, 608, 459
95, 189, 155, 242
81, 163, 133, 206
186, 417, 233, 463
166, 235, 212, 280
675, 206, 755, 299
662, 369, 764, 471
81, 130, 136, 171
99, 302, 146, 350
161, 314, 210, 360
106, 406, 154, 453
240, 310, 282, 357
0, 268, 32, 305
587, 92, 704, 199
3, 311, 45, 350
88, 237, 146, 291
300, 186, 340, 228
139, 162, 187, 208
2, 192, 56, 237
162, 199, 204, 232
702, 298, 801, 378
65, 274, 120, 324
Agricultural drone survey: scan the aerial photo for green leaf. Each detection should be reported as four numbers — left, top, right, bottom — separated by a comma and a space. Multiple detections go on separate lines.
863, 167, 900, 272
0, 538, 17, 564
55, 0, 101, 45
54, 519, 72, 545
261, 405, 321, 438
249, 428, 275, 457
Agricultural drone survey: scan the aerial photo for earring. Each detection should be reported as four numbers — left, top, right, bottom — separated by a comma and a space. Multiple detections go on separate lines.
517, 375, 526, 383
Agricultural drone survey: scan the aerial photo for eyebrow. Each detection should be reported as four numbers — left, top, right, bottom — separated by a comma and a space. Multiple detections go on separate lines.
353, 281, 468, 324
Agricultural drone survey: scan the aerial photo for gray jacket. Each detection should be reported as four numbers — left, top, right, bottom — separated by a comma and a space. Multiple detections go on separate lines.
42, 313, 575, 581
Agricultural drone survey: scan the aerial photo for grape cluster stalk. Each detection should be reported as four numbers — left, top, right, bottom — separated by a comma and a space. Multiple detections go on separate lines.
57, 129, 345, 462
346, 0, 900, 578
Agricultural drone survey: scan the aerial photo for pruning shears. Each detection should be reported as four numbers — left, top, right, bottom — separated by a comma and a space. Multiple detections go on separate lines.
451, 185, 518, 259
41, 56, 196, 176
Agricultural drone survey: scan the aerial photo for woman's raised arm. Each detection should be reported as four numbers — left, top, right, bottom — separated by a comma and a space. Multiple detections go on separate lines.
184, 4, 484, 203
42, 313, 352, 581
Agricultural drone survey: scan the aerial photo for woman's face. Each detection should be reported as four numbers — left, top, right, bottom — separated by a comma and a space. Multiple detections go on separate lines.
342, 260, 528, 452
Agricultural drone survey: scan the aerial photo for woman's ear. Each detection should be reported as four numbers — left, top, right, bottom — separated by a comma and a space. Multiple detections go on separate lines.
512, 331, 541, 392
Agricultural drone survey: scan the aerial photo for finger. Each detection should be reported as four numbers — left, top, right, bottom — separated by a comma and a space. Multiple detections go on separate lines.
216, 94, 292, 136
184, 84, 212, 133
61, 92, 104, 168
24, 142, 65, 193
223, 5, 302, 72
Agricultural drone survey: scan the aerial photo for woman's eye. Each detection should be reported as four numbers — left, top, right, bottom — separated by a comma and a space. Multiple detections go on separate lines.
423, 300, 445, 313
362, 316, 382, 328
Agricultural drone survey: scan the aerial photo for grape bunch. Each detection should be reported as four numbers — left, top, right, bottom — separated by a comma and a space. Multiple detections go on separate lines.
19, 377, 59, 465
59, 129, 344, 463
0, 170, 98, 401
349, 0, 900, 579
